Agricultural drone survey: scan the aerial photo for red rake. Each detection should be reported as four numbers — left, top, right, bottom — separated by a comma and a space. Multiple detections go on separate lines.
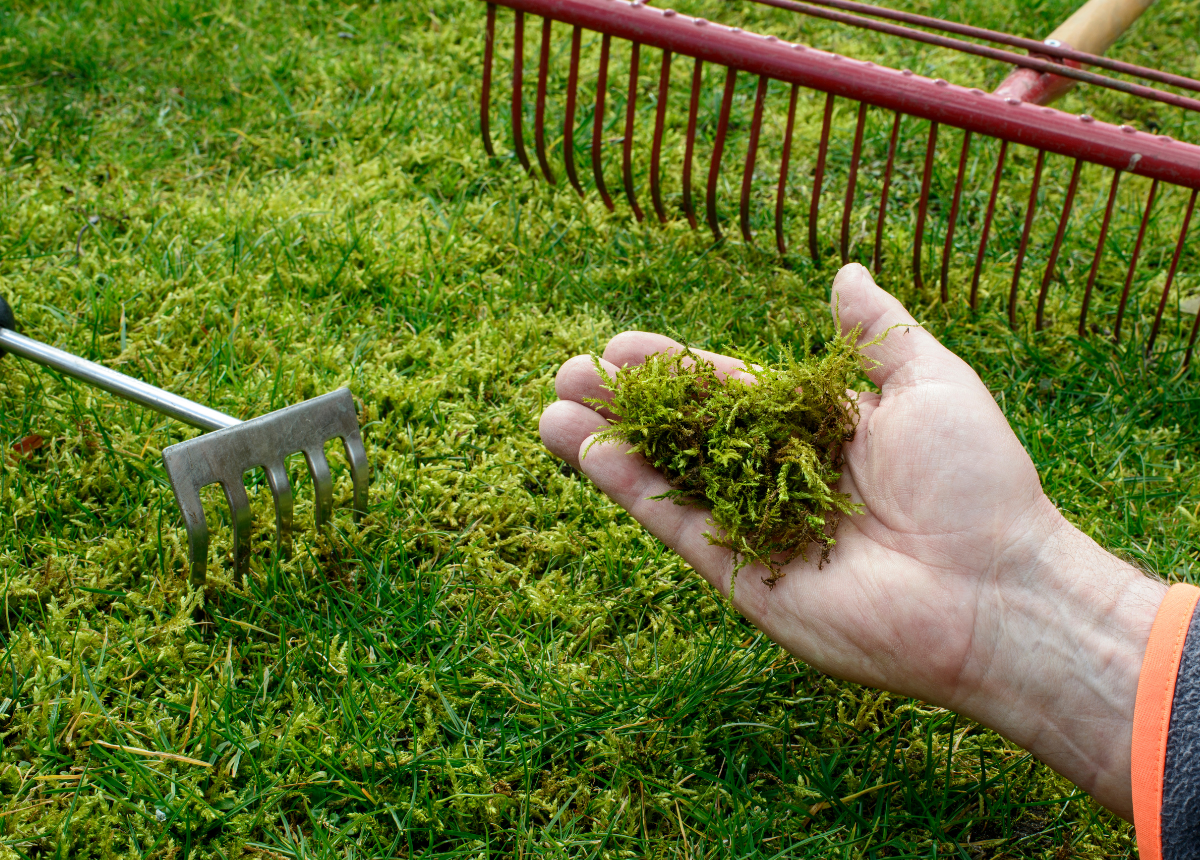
477, 0, 1200, 366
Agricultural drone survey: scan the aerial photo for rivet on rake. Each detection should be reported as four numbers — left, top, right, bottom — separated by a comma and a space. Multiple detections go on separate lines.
793, 43, 806, 50
1080, 114, 1095, 122
970, 88, 984, 95
663, 8, 676, 16
1121, 125, 1137, 133
1005, 97, 1020, 105
767, 35, 778, 42
935, 78, 948, 86
901, 69, 912, 76
695, 18, 707, 26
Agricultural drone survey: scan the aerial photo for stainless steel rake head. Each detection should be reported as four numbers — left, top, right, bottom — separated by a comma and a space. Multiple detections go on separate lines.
0, 295, 369, 586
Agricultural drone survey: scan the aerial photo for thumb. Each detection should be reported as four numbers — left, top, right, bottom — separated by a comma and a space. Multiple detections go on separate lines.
831, 263, 959, 390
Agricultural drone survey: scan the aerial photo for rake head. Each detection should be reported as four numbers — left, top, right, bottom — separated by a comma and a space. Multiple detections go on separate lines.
478, 0, 1200, 367
162, 388, 369, 586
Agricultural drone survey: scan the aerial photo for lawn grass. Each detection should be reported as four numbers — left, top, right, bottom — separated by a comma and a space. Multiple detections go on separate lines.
0, 0, 1198, 856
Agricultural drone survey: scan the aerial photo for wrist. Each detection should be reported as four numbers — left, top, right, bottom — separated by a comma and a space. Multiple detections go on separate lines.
955, 501, 1167, 820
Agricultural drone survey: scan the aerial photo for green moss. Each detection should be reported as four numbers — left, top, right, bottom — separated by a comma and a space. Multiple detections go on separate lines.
590, 328, 866, 585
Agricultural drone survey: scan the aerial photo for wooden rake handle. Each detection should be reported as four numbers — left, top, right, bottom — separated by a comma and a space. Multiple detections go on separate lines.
994, 0, 1157, 104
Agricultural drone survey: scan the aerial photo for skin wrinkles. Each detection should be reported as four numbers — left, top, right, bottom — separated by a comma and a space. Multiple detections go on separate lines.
541, 263, 1166, 820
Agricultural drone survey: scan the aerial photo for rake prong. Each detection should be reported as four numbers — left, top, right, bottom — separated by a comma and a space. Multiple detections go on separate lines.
809, 92, 834, 263
841, 101, 867, 263
650, 48, 672, 223
1036, 158, 1082, 331
970, 139, 1008, 310
224, 478, 254, 578
706, 66, 738, 241
872, 111, 901, 273
306, 446, 335, 529
913, 121, 939, 292
1115, 178, 1159, 343
940, 130, 971, 303
622, 42, 645, 221
1009, 149, 1045, 329
681, 58, 703, 229
264, 461, 294, 556
740, 75, 769, 244
1079, 170, 1121, 336
533, 16, 557, 184
775, 83, 799, 255
170, 480, 210, 587
482, 3, 497, 157
1148, 187, 1198, 355
511, 11, 532, 173
342, 434, 370, 520
563, 25, 584, 196
592, 33, 615, 210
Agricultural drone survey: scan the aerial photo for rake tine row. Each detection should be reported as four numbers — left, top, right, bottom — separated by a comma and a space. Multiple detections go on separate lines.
481, 0, 1200, 363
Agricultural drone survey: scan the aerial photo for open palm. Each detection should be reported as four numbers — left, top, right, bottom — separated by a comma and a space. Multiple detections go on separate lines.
540, 263, 1162, 818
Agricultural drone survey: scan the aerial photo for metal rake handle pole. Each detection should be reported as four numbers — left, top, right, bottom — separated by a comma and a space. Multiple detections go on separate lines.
0, 324, 238, 432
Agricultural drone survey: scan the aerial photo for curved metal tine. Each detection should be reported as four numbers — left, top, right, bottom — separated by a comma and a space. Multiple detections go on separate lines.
740, 75, 770, 244
1148, 187, 1198, 355
872, 111, 901, 273
809, 92, 834, 263
592, 33, 615, 210
1035, 158, 1082, 331
1008, 149, 1045, 329
223, 477, 254, 578
970, 139, 1008, 310
172, 481, 210, 587
706, 66, 738, 241
533, 16, 557, 184
940, 130, 971, 303
563, 26, 584, 196
482, 3, 497, 157
681, 58, 703, 229
1115, 178, 1159, 343
341, 435, 370, 521
649, 49, 672, 223
511, 11, 532, 173
263, 461, 294, 557
775, 83, 799, 255
622, 42, 645, 221
1079, 171, 1121, 337
305, 446, 335, 529
912, 121, 939, 293
840, 101, 867, 263
1188, 311, 1200, 370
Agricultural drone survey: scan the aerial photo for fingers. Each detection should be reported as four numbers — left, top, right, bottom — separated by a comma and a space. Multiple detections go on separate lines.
577, 437, 739, 596
603, 331, 755, 384
556, 354, 620, 419
539, 400, 609, 470
830, 263, 960, 390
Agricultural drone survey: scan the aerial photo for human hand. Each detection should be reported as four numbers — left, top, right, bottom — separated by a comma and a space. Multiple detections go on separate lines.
539, 263, 1167, 819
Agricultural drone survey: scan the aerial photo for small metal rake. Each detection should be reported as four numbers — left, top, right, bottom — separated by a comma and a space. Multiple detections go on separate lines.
0, 295, 368, 586
477, 0, 1200, 365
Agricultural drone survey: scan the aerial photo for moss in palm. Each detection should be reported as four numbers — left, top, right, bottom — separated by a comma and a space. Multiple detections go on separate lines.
589, 330, 867, 586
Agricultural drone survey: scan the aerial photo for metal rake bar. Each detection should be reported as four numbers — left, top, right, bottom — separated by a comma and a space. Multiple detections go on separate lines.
479, 0, 1200, 365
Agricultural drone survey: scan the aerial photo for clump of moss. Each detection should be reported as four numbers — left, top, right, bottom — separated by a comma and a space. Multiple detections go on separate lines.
589, 329, 868, 586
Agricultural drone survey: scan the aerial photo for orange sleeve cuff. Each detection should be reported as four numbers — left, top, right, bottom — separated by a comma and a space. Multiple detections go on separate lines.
1132, 582, 1200, 860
